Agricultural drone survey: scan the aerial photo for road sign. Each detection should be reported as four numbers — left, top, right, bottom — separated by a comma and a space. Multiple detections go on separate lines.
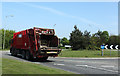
104, 45, 119, 49
110, 45, 113, 49
101, 45, 104, 56
115, 45, 118, 49
101, 45, 105, 49
105, 45, 108, 49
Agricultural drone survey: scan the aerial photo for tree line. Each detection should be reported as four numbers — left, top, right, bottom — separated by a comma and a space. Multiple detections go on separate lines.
0, 29, 15, 49
60, 25, 120, 50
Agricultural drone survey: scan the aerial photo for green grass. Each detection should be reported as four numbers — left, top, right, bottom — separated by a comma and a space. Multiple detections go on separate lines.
0, 49, 10, 51
59, 49, 119, 57
0, 57, 2, 75
2, 58, 73, 74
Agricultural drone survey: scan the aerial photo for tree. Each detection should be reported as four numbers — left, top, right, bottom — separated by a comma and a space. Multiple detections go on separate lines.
69, 25, 110, 50
89, 30, 109, 50
108, 35, 119, 45
94, 30, 109, 47
60, 37, 69, 47
89, 34, 100, 50
1, 29, 15, 49
69, 25, 83, 50
92, 30, 102, 48
101, 31, 109, 44
83, 30, 91, 49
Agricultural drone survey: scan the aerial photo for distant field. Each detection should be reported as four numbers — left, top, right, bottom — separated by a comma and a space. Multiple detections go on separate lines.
2, 58, 73, 74
59, 49, 119, 57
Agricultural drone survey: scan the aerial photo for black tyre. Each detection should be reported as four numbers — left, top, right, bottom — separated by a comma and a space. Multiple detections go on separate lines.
14, 48, 17, 56
21, 51, 26, 59
11, 48, 14, 56
10, 47, 12, 53
40, 56, 48, 61
26, 51, 31, 60
43, 57, 48, 60
11, 48, 15, 56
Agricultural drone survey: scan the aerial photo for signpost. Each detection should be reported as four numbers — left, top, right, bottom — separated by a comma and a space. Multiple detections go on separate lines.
101, 45, 105, 56
110, 45, 113, 56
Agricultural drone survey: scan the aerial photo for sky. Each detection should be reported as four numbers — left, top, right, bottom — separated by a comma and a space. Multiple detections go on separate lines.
2, 2, 118, 39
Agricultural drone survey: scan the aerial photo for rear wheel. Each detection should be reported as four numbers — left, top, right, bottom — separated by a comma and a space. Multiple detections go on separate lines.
44, 57, 48, 60
26, 51, 31, 60
40, 56, 48, 61
21, 51, 26, 59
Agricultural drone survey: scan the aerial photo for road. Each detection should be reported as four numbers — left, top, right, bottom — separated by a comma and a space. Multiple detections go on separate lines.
1, 51, 119, 74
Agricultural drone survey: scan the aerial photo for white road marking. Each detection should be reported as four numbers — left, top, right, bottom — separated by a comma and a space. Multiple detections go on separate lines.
76, 65, 118, 73
49, 59, 118, 66
66, 60, 85, 62
54, 63, 65, 66
88, 66, 118, 73
101, 65, 115, 68
76, 65, 88, 67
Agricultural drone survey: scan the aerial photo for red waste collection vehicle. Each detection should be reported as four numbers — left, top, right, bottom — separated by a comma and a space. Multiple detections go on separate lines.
10, 27, 61, 60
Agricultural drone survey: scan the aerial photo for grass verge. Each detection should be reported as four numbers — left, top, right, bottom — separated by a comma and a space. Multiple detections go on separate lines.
2, 58, 73, 74
0, 49, 10, 51
59, 49, 119, 57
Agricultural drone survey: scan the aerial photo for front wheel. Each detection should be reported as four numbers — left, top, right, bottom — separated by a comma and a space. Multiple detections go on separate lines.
11, 48, 14, 56
11, 48, 17, 56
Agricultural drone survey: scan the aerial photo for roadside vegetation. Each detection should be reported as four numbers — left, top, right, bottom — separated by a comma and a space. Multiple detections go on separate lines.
59, 49, 119, 57
60, 25, 120, 50
2, 58, 73, 74
0, 29, 15, 50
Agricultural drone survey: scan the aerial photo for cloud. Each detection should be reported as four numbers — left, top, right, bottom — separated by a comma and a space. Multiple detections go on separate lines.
20, 3, 106, 30
21, 3, 67, 16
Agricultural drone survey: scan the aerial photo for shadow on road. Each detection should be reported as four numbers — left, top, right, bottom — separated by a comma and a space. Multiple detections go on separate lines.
5, 53, 54, 63
30, 59, 54, 63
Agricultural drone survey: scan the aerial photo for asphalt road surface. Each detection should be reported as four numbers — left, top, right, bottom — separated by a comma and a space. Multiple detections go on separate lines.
1, 51, 119, 74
